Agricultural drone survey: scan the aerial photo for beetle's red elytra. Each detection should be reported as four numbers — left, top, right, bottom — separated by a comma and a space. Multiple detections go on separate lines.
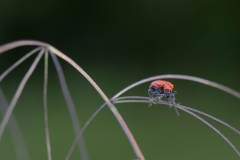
149, 80, 174, 92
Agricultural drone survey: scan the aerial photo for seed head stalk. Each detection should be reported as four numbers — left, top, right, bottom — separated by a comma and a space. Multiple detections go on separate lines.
49, 46, 145, 160
0, 40, 145, 160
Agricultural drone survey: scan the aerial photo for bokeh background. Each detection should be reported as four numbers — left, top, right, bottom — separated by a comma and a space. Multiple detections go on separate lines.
0, 0, 240, 160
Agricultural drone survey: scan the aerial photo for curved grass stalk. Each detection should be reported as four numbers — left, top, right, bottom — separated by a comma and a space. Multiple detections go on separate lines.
0, 42, 89, 159
115, 97, 240, 135
68, 75, 240, 155
113, 75, 240, 99
180, 105, 240, 135
115, 96, 149, 101
0, 40, 145, 160
68, 97, 240, 157
43, 51, 52, 160
0, 88, 30, 160
47, 48, 145, 160
0, 47, 41, 160
0, 49, 45, 141
115, 98, 240, 156
50, 53, 89, 160
65, 96, 150, 157
180, 107, 240, 156
0, 47, 42, 82
0, 40, 48, 54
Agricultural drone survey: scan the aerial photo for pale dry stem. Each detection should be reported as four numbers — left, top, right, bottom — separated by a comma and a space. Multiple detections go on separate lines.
0, 40, 145, 160
50, 53, 89, 160
48, 47, 145, 160
0, 88, 30, 160
114, 98, 240, 156
0, 49, 44, 140
68, 75, 240, 158
43, 50, 52, 160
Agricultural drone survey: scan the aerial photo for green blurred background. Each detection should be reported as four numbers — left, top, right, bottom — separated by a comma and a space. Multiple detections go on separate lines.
0, 0, 240, 159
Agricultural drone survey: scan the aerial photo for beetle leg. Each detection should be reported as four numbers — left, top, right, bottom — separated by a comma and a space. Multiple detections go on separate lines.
172, 102, 179, 116
149, 102, 153, 107
153, 96, 160, 104
153, 94, 165, 104
173, 91, 177, 95
164, 92, 179, 116
168, 99, 179, 116
148, 90, 153, 107
150, 95, 161, 106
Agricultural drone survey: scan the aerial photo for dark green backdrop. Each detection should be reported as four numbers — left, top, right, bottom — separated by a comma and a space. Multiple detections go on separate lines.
0, 0, 239, 160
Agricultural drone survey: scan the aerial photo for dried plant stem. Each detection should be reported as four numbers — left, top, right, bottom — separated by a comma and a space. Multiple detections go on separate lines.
180, 108, 240, 156
0, 50, 44, 141
50, 53, 89, 160
43, 51, 52, 160
113, 75, 240, 99
180, 105, 240, 135
0, 40, 48, 54
114, 98, 240, 156
0, 47, 40, 160
69, 97, 240, 156
115, 97, 240, 135
0, 40, 145, 160
68, 75, 240, 154
0, 88, 30, 160
48, 47, 144, 160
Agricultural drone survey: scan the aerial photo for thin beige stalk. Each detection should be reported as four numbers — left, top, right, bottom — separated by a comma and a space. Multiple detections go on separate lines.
113, 75, 240, 99
115, 97, 240, 135
180, 107, 240, 156
43, 51, 52, 160
48, 47, 145, 160
86, 97, 240, 138
0, 88, 30, 160
68, 75, 240, 154
50, 53, 89, 160
0, 40, 48, 54
0, 50, 44, 140
114, 98, 240, 156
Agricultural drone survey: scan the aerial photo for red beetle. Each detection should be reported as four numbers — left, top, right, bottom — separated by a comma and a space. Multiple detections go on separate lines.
148, 80, 179, 116
149, 80, 174, 92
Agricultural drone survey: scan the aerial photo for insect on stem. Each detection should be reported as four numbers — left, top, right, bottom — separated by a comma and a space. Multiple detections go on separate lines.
148, 80, 179, 115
